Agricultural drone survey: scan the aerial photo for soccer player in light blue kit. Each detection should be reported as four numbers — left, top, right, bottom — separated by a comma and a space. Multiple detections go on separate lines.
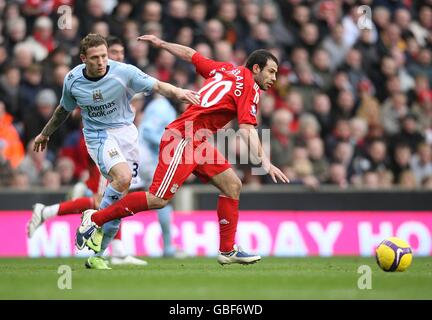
138, 94, 186, 257
33, 34, 200, 269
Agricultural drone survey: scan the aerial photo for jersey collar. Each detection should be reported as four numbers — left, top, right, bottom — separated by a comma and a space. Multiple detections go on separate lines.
82, 65, 110, 82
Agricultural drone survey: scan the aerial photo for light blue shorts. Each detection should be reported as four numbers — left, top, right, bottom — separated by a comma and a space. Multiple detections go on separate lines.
84, 124, 142, 189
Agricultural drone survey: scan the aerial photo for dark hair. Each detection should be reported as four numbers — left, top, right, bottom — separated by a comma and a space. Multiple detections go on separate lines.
106, 35, 124, 48
79, 33, 107, 55
245, 49, 279, 71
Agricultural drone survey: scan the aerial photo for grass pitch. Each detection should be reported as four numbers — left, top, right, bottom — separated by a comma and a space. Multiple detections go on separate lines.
0, 257, 431, 300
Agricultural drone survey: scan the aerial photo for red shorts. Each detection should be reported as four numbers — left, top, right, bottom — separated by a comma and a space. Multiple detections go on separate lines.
149, 131, 231, 200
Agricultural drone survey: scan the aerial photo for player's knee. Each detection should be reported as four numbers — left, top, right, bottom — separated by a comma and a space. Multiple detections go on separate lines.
114, 172, 132, 192
227, 178, 242, 199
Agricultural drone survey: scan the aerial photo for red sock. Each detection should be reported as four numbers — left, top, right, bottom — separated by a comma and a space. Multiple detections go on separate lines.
114, 223, 122, 240
91, 191, 148, 226
58, 197, 95, 216
217, 196, 239, 252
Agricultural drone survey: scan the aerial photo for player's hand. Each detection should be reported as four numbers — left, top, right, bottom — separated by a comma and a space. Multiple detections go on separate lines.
177, 89, 201, 106
137, 35, 163, 48
33, 134, 50, 152
267, 164, 290, 184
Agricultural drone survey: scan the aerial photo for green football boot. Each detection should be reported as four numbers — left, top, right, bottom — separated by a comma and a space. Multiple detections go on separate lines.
86, 228, 104, 253
85, 256, 112, 270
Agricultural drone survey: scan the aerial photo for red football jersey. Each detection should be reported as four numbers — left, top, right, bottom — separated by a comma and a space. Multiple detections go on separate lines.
167, 53, 260, 137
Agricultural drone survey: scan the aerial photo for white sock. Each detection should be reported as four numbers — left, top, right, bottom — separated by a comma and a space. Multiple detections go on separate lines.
111, 239, 126, 258
41, 204, 60, 220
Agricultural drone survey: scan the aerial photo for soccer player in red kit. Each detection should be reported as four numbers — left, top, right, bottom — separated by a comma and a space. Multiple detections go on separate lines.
76, 35, 289, 265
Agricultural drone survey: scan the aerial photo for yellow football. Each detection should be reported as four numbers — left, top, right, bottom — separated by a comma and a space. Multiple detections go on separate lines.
375, 237, 413, 272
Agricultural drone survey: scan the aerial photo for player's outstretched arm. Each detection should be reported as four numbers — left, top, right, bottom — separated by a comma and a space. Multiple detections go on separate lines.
153, 80, 200, 106
34, 106, 71, 152
137, 35, 196, 62
238, 123, 290, 184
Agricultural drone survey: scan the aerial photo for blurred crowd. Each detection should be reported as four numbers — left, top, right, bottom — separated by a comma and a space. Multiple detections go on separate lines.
0, 0, 431, 190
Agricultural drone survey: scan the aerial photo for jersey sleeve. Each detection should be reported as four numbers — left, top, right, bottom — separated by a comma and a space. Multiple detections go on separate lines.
191, 52, 232, 79
236, 81, 260, 126
59, 74, 77, 112
127, 64, 157, 95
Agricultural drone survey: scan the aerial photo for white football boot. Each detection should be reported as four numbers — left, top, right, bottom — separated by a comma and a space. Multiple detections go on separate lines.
110, 239, 148, 265
217, 245, 261, 265
76, 209, 101, 252
110, 255, 148, 266
27, 203, 46, 238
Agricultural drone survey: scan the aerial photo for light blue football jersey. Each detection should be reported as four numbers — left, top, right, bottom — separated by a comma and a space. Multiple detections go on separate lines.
60, 59, 156, 132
